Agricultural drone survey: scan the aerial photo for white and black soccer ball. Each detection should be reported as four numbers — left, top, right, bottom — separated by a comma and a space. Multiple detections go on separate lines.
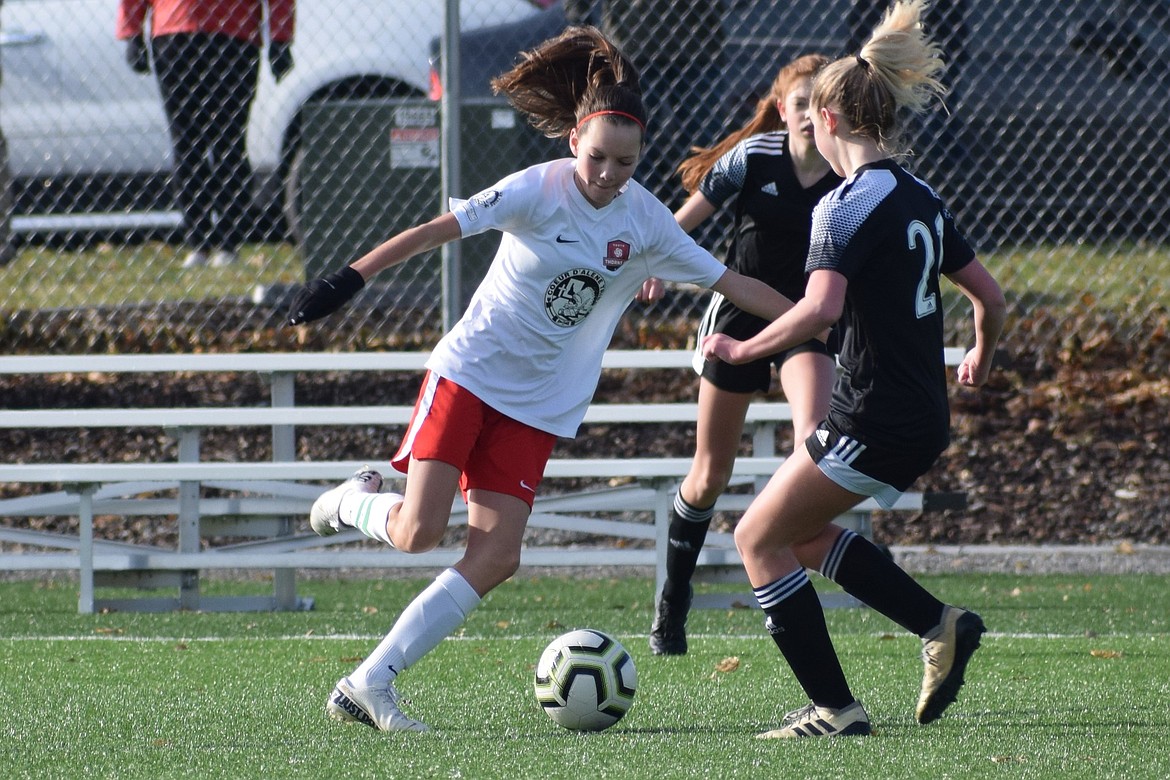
533, 628, 637, 732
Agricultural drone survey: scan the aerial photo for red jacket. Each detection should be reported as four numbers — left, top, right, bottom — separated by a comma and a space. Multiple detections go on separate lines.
116, 0, 295, 47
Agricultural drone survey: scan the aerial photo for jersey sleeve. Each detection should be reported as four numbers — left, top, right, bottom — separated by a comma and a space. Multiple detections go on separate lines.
806, 169, 895, 279
448, 168, 537, 239
938, 204, 977, 274
697, 140, 749, 207
806, 200, 869, 280
647, 211, 726, 287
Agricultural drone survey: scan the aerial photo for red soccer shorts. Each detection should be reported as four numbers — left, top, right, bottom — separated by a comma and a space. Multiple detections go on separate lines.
391, 371, 556, 508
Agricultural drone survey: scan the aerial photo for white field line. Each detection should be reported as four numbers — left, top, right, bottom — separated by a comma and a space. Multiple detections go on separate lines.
0, 631, 1154, 643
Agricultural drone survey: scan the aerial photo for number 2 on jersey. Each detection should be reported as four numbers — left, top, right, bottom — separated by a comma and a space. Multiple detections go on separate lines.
908, 213, 944, 319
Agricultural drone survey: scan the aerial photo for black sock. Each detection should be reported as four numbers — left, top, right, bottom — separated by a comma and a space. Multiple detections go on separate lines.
755, 569, 854, 710
662, 491, 713, 602
820, 530, 945, 637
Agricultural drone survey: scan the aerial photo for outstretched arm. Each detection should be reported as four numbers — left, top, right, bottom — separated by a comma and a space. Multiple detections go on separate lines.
704, 269, 844, 364
351, 212, 462, 279
289, 212, 462, 325
709, 267, 794, 324
637, 192, 720, 303
674, 191, 717, 233
946, 258, 1007, 386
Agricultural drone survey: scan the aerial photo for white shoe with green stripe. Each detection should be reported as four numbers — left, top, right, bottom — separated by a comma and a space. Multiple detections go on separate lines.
310, 467, 384, 536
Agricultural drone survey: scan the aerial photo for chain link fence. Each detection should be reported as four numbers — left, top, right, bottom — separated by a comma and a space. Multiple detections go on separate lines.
1, 0, 1167, 355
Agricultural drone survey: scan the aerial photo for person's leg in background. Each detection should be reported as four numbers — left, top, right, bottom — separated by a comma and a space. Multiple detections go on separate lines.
201, 37, 260, 266
649, 380, 752, 655
153, 34, 217, 268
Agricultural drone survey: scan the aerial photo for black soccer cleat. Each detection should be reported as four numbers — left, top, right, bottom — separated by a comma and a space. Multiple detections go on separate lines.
649, 585, 693, 656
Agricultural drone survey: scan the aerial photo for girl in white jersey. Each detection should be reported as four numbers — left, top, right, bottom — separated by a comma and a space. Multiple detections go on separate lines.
286, 26, 792, 733
701, 1, 1006, 738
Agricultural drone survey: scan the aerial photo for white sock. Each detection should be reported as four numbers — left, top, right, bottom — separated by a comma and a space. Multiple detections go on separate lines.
351, 568, 481, 688
339, 491, 402, 547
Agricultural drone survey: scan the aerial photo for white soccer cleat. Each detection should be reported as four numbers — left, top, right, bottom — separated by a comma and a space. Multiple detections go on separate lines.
309, 467, 383, 536
326, 678, 429, 733
756, 700, 871, 739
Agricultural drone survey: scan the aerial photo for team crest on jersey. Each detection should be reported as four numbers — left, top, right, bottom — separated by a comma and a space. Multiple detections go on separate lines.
545, 269, 605, 327
603, 240, 631, 270
461, 189, 501, 222
471, 189, 501, 209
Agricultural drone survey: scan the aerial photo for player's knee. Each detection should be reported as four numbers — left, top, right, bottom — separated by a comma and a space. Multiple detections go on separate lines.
464, 548, 520, 592
489, 550, 522, 585
732, 519, 763, 560
390, 515, 446, 553
686, 466, 733, 506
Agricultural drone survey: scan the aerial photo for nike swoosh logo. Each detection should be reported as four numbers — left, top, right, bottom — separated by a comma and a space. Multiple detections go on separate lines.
520, 480, 536, 493
555, 235, 579, 243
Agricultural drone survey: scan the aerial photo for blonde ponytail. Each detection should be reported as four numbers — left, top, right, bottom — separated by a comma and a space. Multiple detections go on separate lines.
813, 0, 947, 154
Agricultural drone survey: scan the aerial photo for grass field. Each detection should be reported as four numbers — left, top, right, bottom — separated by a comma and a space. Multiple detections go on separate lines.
3, 240, 1170, 314
2, 572, 1168, 779
0, 242, 307, 310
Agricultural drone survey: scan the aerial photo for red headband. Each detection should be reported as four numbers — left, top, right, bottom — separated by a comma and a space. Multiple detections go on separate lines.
576, 110, 645, 132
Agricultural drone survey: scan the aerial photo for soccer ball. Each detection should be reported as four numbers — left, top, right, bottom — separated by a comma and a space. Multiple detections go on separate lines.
533, 628, 637, 731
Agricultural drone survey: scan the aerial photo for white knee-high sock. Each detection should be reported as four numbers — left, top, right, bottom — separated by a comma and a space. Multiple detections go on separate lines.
349, 568, 481, 688
339, 492, 402, 546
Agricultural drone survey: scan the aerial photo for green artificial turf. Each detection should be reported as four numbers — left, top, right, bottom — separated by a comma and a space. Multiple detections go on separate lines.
1, 573, 1167, 779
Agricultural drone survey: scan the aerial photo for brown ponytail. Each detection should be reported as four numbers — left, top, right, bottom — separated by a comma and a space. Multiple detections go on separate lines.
491, 26, 647, 141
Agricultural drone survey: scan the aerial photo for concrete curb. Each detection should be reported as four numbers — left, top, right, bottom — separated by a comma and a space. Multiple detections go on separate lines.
890, 543, 1170, 575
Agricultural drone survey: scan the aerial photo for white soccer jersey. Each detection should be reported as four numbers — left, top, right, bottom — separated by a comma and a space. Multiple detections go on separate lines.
429, 158, 727, 437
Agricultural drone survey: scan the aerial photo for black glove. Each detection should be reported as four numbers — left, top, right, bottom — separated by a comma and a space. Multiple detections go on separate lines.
287, 266, 365, 326
125, 37, 151, 74
269, 41, 294, 82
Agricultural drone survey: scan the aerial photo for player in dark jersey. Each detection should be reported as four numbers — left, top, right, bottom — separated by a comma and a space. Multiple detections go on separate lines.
701, 0, 1006, 738
644, 55, 843, 656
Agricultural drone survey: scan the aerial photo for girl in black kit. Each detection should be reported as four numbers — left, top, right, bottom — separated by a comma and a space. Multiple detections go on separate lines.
702, 0, 1006, 738
646, 54, 843, 656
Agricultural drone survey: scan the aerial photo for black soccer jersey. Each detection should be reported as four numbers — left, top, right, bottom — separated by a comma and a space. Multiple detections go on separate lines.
807, 159, 975, 452
700, 131, 842, 302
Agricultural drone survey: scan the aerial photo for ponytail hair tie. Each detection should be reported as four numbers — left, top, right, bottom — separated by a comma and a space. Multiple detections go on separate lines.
855, 52, 870, 69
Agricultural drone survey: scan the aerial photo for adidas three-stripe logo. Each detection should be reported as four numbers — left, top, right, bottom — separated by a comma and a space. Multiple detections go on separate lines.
830, 435, 866, 465
787, 717, 841, 737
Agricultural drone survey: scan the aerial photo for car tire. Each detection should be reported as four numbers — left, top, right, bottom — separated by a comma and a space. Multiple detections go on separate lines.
282, 143, 308, 249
